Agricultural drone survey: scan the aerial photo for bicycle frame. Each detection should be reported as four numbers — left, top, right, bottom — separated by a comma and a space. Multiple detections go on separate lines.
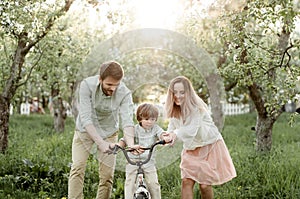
112, 140, 166, 199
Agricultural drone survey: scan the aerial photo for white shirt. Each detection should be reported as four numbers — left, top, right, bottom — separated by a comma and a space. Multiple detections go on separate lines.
167, 108, 222, 150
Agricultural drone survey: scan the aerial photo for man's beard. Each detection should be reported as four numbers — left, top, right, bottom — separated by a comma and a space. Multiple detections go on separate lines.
102, 86, 114, 96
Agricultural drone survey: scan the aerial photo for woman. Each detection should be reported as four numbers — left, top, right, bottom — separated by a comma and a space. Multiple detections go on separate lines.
164, 76, 236, 199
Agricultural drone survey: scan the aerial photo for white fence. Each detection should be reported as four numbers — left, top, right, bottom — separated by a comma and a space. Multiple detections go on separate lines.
222, 103, 250, 115
12, 102, 249, 116
209, 103, 250, 116
10, 105, 13, 115
133, 102, 250, 117
20, 102, 30, 115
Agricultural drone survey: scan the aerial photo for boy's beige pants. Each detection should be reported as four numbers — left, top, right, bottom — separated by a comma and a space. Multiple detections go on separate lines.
125, 164, 161, 199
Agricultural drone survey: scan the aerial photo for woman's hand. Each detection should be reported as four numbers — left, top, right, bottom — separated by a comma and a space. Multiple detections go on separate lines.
162, 131, 176, 146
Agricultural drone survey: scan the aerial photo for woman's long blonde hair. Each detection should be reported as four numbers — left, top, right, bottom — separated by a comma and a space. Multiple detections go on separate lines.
165, 76, 208, 119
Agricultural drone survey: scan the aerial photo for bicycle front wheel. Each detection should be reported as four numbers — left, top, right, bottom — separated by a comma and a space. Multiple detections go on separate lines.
135, 195, 147, 199
134, 193, 149, 199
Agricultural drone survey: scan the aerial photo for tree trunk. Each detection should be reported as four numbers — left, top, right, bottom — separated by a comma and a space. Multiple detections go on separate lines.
205, 73, 225, 131
0, 97, 10, 153
53, 97, 67, 133
248, 83, 282, 152
255, 115, 275, 152
0, 36, 26, 153
50, 84, 67, 133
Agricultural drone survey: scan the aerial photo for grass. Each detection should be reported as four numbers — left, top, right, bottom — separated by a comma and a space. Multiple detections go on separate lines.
0, 113, 299, 198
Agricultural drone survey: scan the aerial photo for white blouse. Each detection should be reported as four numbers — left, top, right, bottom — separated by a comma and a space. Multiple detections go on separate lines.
167, 108, 222, 150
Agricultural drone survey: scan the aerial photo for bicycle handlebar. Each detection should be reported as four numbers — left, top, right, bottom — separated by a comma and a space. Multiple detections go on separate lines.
112, 140, 166, 166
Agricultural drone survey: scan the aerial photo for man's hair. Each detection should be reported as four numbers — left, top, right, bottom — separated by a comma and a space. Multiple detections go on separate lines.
99, 61, 124, 80
136, 103, 159, 122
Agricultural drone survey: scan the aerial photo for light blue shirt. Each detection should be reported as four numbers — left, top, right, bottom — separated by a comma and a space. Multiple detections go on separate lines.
76, 75, 134, 138
128, 124, 163, 162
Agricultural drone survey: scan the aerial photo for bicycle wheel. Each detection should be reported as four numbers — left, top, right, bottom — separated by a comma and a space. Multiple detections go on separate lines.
134, 183, 151, 199
134, 192, 149, 199
135, 194, 148, 199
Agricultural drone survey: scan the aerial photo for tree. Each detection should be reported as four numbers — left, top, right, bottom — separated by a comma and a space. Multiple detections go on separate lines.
0, 0, 74, 153
220, 0, 300, 152
178, 0, 300, 152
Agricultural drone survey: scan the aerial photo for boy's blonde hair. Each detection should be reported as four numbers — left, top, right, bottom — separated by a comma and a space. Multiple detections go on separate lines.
136, 103, 159, 122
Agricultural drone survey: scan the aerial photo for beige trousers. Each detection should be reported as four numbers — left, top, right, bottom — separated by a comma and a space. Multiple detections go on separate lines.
68, 130, 118, 199
125, 164, 161, 199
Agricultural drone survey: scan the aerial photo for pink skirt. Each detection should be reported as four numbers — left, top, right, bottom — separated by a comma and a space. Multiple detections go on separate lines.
180, 139, 236, 185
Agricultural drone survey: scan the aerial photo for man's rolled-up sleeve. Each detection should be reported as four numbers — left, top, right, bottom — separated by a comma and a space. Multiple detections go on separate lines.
119, 92, 134, 129
78, 80, 94, 128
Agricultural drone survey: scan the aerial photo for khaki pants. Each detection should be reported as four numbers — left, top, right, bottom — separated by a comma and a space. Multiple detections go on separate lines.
125, 164, 161, 199
68, 130, 118, 199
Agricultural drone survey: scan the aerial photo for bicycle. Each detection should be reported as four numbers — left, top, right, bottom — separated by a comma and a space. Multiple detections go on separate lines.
111, 140, 167, 199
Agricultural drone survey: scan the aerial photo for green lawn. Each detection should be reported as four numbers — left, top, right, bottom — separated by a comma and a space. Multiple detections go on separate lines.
0, 112, 299, 198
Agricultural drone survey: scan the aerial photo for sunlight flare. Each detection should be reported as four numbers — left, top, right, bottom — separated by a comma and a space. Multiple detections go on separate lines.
133, 0, 184, 28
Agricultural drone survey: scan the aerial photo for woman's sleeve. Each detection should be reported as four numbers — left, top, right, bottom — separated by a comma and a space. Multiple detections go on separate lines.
173, 112, 202, 141
167, 118, 176, 132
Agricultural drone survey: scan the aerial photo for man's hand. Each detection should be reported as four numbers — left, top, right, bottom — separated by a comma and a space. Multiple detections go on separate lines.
97, 141, 115, 154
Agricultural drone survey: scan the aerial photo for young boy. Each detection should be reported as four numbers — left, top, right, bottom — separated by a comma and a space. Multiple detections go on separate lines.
120, 103, 165, 199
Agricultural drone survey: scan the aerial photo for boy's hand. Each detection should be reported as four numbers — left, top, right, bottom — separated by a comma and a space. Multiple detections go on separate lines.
128, 145, 145, 155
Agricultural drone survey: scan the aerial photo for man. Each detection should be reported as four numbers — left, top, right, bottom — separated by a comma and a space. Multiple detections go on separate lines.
68, 61, 138, 199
